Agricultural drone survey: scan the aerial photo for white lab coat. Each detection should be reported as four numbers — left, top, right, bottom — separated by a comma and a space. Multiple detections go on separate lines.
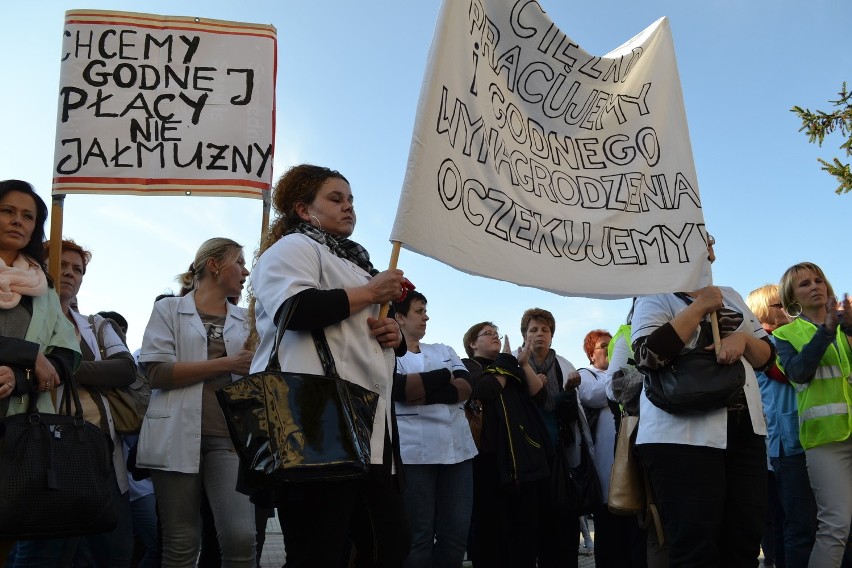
136, 292, 247, 473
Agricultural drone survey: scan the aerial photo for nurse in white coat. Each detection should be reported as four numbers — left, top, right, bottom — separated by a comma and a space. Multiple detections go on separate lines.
249, 164, 409, 568
392, 290, 476, 568
138, 237, 255, 568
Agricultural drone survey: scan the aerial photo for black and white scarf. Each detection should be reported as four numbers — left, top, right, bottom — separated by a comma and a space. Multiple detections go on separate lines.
289, 222, 378, 276
530, 349, 560, 412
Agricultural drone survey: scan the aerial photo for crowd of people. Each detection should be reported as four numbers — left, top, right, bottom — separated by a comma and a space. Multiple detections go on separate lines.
0, 171, 851, 568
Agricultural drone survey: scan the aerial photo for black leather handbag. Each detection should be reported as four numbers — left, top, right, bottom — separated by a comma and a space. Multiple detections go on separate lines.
217, 297, 379, 488
552, 438, 602, 516
643, 317, 746, 415
0, 377, 117, 538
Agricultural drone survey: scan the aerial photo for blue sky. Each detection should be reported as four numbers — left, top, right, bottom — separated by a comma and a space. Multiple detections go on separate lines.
1, 0, 849, 367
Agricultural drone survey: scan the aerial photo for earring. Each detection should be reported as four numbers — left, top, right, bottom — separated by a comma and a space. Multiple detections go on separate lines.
310, 215, 323, 231
785, 301, 802, 318
214, 270, 220, 278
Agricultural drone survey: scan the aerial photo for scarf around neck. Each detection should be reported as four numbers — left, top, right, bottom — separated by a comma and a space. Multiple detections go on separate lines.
530, 349, 560, 412
289, 222, 378, 276
0, 255, 48, 308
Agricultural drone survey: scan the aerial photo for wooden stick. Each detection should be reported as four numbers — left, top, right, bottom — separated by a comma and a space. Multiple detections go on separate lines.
710, 311, 722, 356
378, 241, 402, 319
261, 186, 271, 239
47, 194, 67, 407
47, 194, 65, 295
706, 258, 722, 356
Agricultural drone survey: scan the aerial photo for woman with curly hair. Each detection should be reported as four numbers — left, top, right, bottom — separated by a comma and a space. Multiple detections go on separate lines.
248, 164, 410, 567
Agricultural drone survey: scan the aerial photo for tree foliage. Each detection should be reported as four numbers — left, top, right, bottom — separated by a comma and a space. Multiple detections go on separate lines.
791, 82, 852, 194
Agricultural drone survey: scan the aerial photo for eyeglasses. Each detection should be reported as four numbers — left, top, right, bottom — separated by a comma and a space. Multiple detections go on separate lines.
477, 330, 502, 340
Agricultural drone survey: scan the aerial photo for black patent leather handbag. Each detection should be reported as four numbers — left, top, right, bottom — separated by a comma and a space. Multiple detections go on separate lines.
217, 297, 379, 487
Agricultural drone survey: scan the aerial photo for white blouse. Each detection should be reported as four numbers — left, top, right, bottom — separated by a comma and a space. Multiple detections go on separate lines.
250, 233, 395, 466
632, 287, 767, 448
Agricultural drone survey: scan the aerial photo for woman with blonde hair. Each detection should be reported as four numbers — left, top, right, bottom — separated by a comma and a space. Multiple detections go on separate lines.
137, 237, 256, 567
773, 262, 852, 568
746, 283, 817, 568
248, 164, 409, 567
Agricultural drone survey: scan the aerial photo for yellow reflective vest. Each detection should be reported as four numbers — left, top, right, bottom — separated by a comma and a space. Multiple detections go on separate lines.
609, 324, 633, 361
773, 318, 852, 450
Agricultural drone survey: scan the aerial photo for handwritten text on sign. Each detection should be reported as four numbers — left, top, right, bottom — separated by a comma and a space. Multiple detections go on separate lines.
53, 11, 276, 198
391, 0, 709, 297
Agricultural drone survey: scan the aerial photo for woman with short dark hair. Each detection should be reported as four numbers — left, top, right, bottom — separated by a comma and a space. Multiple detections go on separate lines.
518, 307, 588, 568
392, 290, 476, 568
462, 319, 554, 568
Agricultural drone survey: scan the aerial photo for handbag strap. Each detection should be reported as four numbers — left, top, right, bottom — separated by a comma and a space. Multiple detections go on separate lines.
58, 376, 86, 421
26, 374, 86, 422
265, 295, 340, 379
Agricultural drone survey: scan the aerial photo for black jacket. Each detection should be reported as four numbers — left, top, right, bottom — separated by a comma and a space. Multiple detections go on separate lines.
464, 354, 551, 487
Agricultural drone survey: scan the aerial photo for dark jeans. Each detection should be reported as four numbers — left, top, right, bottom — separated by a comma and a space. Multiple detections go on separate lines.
593, 504, 647, 568
536, 474, 579, 568
403, 461, 473, 568
770, 451, 817, 568
640, 410, 767, 567
275, 475, 409, 568
76, 488, 135, 568
470, 453, 577, 568
11, 481, 133, 568
129, 492, 160, 568
762, 471, 784, 568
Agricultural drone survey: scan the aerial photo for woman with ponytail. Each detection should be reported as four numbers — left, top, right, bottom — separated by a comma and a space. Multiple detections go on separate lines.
137, 237, 256, 567
248, 164, 410, 567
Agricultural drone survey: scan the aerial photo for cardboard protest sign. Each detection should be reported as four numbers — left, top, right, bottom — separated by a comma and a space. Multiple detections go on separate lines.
391, 0, 711, 298
52, 10, 276, 198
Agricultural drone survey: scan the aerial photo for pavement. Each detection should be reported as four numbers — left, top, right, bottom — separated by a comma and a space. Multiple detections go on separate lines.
258, 516, 597, 568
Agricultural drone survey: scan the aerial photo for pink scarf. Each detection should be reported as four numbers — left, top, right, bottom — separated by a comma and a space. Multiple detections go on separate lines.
0, 255, 48, 308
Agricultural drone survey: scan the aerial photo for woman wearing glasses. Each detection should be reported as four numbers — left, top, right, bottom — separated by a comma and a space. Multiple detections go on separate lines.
461, 321, 551, 568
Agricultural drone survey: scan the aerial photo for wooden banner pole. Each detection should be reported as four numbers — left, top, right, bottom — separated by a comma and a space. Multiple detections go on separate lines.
47, 194, 65, 294
378, 241, 402, 320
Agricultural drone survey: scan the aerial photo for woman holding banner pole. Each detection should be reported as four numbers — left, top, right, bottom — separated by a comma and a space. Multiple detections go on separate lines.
631, 237, 774, 566
248, 164, 410, 567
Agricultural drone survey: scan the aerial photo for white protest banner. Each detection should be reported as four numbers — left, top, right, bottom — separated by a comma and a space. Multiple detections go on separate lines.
391, 0, 711, 299
52, 10, 276, 198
